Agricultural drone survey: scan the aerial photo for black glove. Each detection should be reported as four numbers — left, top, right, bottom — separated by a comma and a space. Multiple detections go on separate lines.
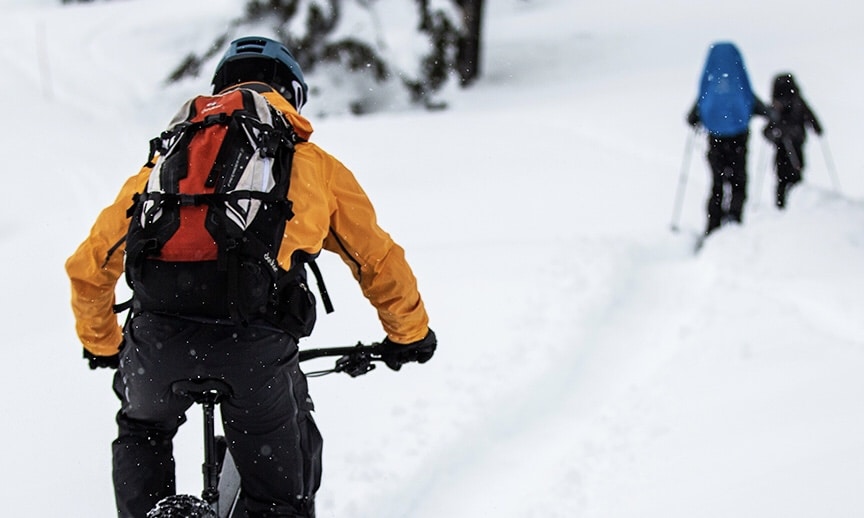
686, 107, 700, 128
83, 348, 120, 370
686, 114, 699, 128
379, 329, 437, 371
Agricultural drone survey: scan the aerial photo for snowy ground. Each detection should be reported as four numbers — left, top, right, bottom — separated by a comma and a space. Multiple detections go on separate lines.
1, 0, 863, 516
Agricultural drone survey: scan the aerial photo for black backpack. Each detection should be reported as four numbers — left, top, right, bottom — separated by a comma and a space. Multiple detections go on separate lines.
119, 87, 330, 336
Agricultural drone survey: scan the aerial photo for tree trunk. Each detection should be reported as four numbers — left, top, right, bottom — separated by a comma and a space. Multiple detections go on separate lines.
455, 0, 484, 86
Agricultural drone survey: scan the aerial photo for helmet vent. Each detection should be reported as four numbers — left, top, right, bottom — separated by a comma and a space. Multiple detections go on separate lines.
236, 40, 266, 54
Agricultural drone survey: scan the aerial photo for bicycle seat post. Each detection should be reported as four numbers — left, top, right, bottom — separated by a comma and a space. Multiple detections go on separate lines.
171, 379, 233, 513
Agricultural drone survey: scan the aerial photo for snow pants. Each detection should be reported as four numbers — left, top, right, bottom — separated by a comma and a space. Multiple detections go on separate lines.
705, 132, 749, 234
774, 139, 804, 208
112, 312, 322, 518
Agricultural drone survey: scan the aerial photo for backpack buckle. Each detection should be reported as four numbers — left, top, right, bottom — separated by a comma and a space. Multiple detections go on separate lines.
179, 194, 202, 206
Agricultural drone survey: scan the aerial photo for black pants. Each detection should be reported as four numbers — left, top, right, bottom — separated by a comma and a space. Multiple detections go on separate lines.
112, 312, 322, 518
774, 139, 804, 208
705, 132, 749, 234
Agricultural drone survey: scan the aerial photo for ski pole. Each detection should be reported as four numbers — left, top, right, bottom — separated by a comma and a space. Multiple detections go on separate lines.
670, 129, 696, 232
818, 135, 841, 193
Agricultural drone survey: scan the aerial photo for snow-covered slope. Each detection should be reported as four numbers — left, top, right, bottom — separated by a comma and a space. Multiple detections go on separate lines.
0, 0, 862, 516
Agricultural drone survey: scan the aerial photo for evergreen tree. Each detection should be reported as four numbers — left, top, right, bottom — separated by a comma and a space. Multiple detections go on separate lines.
168, 0, 477, 114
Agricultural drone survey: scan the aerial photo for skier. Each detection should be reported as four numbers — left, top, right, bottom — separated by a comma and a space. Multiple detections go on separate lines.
687, 41, 771, 235
762, 72, 823, 208
65, 36, 436, 518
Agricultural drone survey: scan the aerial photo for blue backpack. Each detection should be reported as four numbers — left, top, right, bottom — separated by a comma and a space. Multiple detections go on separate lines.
696, 42, 755, 137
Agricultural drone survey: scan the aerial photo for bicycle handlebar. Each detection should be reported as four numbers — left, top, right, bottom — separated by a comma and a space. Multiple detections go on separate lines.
299, 342, 385, 378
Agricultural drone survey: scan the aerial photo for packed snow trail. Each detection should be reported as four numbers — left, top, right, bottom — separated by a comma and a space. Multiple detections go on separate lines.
2, 0, 864, 516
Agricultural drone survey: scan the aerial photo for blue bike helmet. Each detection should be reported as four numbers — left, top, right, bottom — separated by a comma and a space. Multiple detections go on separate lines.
212, 36, 308, 111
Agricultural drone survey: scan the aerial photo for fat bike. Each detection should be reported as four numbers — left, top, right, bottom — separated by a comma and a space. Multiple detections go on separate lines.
146, 342, 387, 518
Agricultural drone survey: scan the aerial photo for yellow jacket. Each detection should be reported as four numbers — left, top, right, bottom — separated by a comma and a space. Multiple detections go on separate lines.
66, 87, 429, 357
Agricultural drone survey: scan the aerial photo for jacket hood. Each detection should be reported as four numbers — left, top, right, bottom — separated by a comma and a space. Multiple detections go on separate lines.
772, 73, 801, 101
262, 90, 313, 140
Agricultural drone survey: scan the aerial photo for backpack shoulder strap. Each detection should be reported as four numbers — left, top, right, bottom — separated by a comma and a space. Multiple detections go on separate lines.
307, 259, 334, 314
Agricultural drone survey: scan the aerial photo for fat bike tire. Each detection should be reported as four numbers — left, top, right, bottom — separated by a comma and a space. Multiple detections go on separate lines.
146, 494, 217, 518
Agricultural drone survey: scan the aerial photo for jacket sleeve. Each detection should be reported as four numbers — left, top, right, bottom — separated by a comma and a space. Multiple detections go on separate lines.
752, 96, 771, 118
319, 153, 430, 344
65, 167, 150, 356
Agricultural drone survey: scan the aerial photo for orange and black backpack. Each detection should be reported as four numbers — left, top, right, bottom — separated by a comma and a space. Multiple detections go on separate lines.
120, 87, 329, 337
